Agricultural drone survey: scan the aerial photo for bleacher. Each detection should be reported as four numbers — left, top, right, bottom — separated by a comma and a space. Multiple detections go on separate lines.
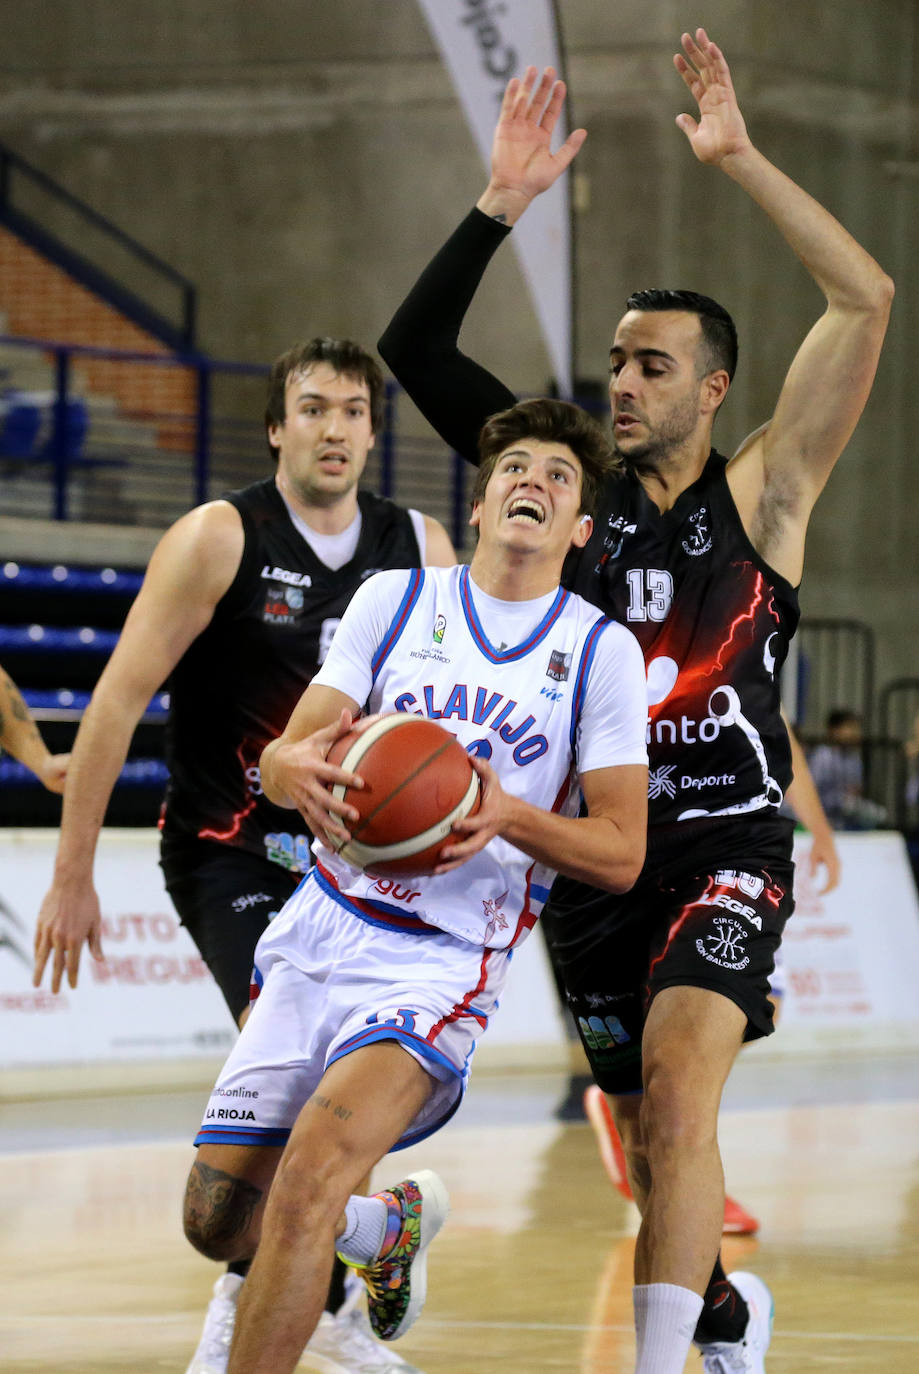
0, 559, 167, 825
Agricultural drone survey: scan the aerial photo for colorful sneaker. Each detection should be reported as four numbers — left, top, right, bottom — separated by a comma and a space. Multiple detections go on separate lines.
722, 1194, 760, 1236
583, 1083, 633, 1200
699, 1270, 774, 1374
185, 1272, 243, 1374
307, 1306, 425, 1371
343, 1170, 449, 1342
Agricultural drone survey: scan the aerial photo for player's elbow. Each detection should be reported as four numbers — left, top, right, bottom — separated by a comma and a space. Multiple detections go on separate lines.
596, 829, 646, 894
852, 266, 895, 319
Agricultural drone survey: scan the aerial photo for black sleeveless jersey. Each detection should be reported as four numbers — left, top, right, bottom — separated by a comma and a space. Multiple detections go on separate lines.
160, 479, 422, 870
379, 208, 799, 826
563, 454, 798, 823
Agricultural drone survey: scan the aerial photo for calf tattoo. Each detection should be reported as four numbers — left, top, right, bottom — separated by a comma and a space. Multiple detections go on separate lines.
184, 1160, 263, 1257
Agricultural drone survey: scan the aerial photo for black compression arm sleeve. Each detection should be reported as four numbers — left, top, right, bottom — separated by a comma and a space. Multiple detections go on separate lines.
378, 208, 519, 466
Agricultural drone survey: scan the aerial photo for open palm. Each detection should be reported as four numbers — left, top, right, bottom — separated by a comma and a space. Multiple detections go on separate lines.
490, 66, 586, 200
674, 29, 751, 165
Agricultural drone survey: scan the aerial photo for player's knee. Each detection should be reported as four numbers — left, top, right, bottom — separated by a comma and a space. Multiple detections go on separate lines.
268, 1135, 354, 1233
640, 1062, 718, 1158
182, 1160, 262, 1262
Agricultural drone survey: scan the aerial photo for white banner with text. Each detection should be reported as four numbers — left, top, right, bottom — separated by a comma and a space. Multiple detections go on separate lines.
416, 0, 573, 394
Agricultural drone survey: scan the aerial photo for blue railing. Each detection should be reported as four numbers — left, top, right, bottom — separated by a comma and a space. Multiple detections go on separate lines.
0, 335, 472, 550
0, 143, 197, 350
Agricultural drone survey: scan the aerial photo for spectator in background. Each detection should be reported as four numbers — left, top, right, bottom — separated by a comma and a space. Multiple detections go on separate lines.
808, 708, 886, 831
0, 663, 68, 792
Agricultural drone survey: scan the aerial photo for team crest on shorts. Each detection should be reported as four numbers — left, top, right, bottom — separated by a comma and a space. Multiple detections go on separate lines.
696, 916, 750, 971
546, 649, 571, 682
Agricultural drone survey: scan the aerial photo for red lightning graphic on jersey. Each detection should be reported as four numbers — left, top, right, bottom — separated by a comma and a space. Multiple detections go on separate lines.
198, 743, 260, 842
646, 565, 780, 720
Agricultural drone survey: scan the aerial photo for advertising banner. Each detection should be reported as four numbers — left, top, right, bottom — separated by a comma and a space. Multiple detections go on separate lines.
416, 0, 573, 394
0, 830, 232, 1068
0, 829, 567, 1070
777, 830, 919, 1050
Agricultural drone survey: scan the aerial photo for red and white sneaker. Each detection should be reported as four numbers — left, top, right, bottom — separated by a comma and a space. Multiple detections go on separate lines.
583, 1084, 760, 1234
722, 1194, 760, 1236
583, 1084, 633, 1200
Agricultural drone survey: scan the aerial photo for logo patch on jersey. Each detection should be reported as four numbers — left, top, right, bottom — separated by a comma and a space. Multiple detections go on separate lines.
696, 916, 750, 970
262, 584, 304, 624
682, 507, 713, 557
648, 764, 678, 800
482, 890, 509, 936
260, 564, 312, 588
546, 649, 571, 682
360, 567, 382, 580
433, 614, 446, 644
595, 514, 638, 568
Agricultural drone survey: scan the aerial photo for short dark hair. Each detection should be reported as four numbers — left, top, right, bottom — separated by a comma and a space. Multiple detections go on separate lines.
474, 397, 618, 518
625, 288, 738, 381
264, 338, 385, 461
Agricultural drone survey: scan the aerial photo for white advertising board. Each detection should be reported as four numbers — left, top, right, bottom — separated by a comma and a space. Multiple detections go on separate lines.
773, 830, 919, 1053
3, 828, 917, 1072
0, 829, 233, 1069
0, 829, 568, 1072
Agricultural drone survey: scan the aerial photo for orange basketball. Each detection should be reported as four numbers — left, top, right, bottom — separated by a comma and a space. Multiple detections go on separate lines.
325, 714, 480, 877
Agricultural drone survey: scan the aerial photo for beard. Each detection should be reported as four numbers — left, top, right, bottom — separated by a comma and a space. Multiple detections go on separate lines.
613, 391, 701, 470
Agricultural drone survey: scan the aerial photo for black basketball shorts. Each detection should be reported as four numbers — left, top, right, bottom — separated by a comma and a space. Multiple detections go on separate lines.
160, 838, 302, 1024
541, 815, 795, 1095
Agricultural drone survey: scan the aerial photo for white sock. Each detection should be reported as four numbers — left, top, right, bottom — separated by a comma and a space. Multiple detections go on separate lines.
634, 1283, 704, 1374
336, 1194, 388, 1265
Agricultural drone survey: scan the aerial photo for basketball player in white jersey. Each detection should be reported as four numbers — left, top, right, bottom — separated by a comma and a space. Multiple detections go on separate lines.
180, 397, 649, 1374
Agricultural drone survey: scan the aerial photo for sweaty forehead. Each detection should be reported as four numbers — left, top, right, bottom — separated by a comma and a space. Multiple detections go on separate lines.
611, 309, 702, 360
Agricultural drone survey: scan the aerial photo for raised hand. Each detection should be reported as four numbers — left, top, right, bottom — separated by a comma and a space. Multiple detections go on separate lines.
673, 28, 752, 165
479, 66, 586, 222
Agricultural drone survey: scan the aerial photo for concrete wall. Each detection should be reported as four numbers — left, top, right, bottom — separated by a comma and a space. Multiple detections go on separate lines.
0, 0, 916, 685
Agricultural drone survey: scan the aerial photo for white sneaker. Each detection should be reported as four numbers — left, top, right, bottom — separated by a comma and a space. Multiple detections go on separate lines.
185, 1272, 244, 1374
305, 1306, 424, 1371
699, 1270, 774, 1374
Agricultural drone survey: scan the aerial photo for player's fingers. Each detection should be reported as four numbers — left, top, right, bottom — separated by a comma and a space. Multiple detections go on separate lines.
527, 67, 556, 120
499, 75, 520, 115
309, 783, 359, 822
511, 66, 538, 116
540, 79, 567, 131
88, 923, 105, 962
317, 760, 365, 791
66, 942, 82, 990
553, 127, 587, 173
350, 713, 383, 737
51, 941, 67, 996
32, 930, 50, 987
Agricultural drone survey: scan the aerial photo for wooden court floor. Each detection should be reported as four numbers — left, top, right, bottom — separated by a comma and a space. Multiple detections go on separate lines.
2, 1054, 918, 1372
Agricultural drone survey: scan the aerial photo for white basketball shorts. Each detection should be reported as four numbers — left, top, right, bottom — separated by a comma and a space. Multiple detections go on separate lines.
195, 870, 512, 1152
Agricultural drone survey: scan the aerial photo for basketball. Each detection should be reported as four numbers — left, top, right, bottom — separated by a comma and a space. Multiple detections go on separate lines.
325, 714, 480, 877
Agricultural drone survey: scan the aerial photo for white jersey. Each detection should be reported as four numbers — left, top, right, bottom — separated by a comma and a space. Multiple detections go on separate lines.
311, 564, 648, 949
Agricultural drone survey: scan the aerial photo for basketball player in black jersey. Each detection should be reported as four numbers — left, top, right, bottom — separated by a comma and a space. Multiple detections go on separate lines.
378, 30, 892, 1374
32, 336, 453, 1373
